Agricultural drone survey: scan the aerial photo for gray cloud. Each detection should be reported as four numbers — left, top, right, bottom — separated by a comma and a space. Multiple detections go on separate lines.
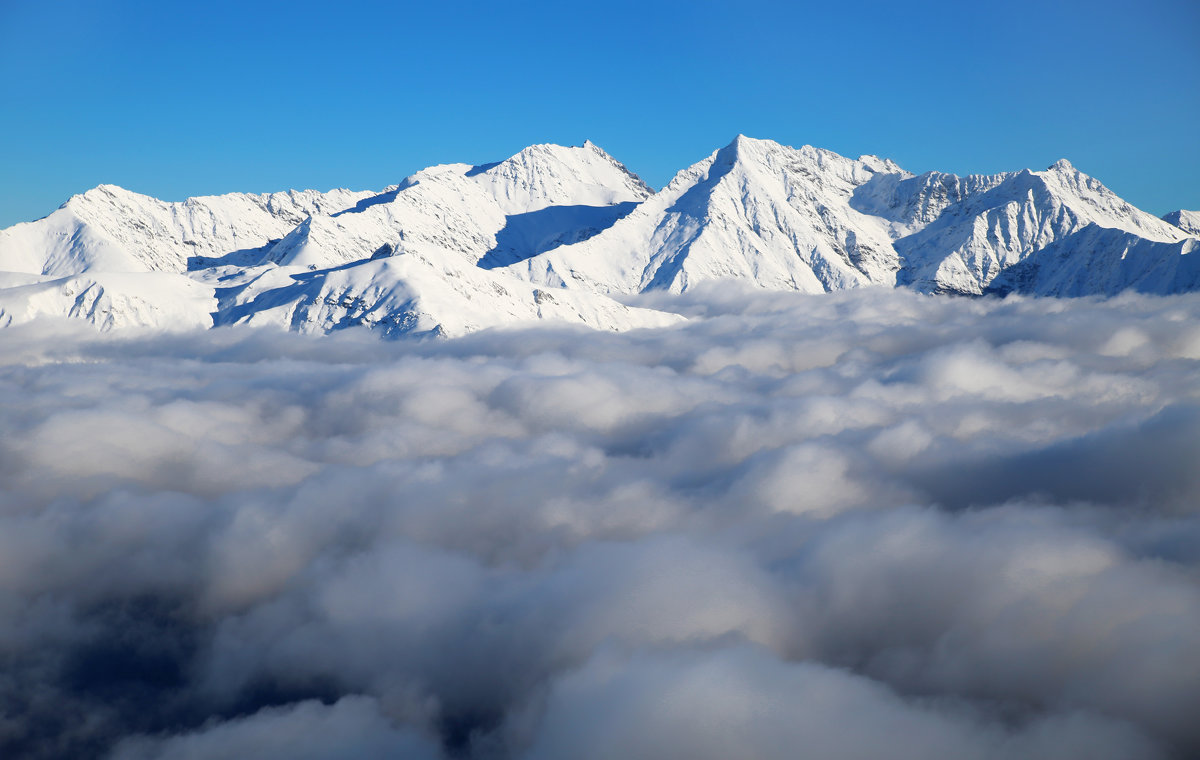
0, 288, 1198, 758
519, 645, 1164, 760
110, 697, 442, 760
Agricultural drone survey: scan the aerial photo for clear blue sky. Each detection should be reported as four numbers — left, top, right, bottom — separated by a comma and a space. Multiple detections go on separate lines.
1, 0, 1197, 228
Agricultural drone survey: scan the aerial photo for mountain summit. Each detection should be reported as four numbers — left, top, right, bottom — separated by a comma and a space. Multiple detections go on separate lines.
1, 137, 1196, 335
513, 139, 1194, 298
512, 135, 906, 294
1164, 209, 1200, 237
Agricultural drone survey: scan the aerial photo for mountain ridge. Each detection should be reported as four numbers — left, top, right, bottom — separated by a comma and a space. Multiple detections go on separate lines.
1164, 209, 1200, 236
1, 137, 1196, 336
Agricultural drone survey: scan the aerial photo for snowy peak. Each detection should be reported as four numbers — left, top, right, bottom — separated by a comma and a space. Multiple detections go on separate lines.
723, 133, 772, 163
508, 139, 1197, 299
988, 225, 1200, 297
719, 135, 888, 189
0, 183, 375, 277
262, 166, 504, 270
257, 141, 654, 273
67, 183, 138, 206
874, 158, 1189, 294
507, 136, 907, 295
469, 140, 652, 214
1033, 160, 1185, 242
2, 137, 1198, 336
1164, 209, 1200, 237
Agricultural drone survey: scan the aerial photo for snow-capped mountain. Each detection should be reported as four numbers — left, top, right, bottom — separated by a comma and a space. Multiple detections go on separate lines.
510, 135, 905, 294
0, 270, 217, 331
207, 140, 671, 337
213, 254, 681, 338
986, 224, 1200, 297
0, 142, 674, 335
260, 140, 651, 271
1164, 209, 1200, 237
509, 138, 1193, 298
0, 184, 375, 276
881, 159, 1189, 294
0, 137, 1196, 336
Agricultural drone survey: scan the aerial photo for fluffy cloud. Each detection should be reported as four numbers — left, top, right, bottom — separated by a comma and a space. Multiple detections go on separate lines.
519, 646, 1162, 760
0, 287, 1198, 759
109, 697, 441, 760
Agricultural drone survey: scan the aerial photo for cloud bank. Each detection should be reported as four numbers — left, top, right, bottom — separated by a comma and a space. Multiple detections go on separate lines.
1, 287, 1199, 759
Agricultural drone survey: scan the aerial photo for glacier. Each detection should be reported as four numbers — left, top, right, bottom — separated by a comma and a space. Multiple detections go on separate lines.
1, 136, 1196, 335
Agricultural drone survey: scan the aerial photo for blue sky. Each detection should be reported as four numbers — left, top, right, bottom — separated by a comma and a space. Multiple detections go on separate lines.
1, 0, 1197, 227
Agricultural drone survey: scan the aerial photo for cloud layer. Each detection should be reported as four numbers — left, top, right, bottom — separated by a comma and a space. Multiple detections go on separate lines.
2, 287, 1199, 759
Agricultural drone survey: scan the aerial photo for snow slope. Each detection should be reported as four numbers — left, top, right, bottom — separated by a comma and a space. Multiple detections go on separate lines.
213, 141, 673, 337
217, 253, 682, 338
508, 135, 905, 295
1164, 209, 1200, 237
0, 184, 374, 276
0, 271, 216, 330
987, 225, 1200, 297
509, 142, 1192, 298
0, 142, 676, 335
1, 137, 1197, 336
885, 160, 1188, 294
262, 141, 652, 271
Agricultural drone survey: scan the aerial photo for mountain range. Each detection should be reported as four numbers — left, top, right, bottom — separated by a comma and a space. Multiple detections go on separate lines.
1, 136, 1197, 336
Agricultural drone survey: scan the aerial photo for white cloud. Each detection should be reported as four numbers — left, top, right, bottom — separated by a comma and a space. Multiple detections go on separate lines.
0, 288, 1198, 758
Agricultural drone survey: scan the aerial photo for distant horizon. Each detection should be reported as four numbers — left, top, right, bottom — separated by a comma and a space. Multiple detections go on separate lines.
2, 0, 1198, 227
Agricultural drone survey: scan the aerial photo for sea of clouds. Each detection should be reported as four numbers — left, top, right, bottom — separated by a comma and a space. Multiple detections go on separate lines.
1, 286, 1199, 759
